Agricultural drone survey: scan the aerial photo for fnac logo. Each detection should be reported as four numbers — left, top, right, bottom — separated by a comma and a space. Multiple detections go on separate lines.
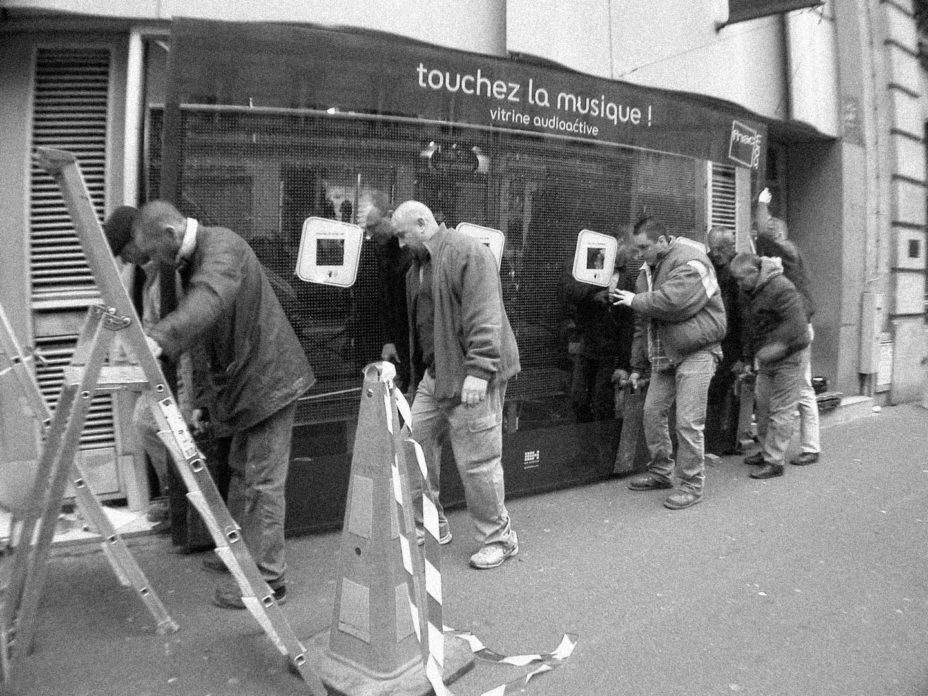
728, 120, 762, 169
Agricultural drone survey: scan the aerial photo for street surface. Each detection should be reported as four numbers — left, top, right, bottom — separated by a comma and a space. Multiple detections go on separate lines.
7, 404, 928, 696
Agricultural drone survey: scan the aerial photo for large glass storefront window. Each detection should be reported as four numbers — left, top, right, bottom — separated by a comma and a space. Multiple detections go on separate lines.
144, 20, 763, 528
150, 109, 698, 434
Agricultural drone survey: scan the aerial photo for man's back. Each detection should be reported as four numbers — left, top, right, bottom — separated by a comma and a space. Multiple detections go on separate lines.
755, 233, 815, 321
151, 225, 314, 431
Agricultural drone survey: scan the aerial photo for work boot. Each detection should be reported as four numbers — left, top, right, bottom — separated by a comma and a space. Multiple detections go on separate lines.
627, 473, 673, 491
663, 491, 703, 510
202, 554, 230, 574
790, 452, 819, 466
743, 451, 764, 466
750, 463, 784, 479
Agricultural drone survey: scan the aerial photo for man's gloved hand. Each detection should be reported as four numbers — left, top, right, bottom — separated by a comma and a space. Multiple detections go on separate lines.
758, 188, 772, 205
381, 342, 400, 362
461, 374, 488, 407
628, 371, 641, 391
189, 408, 210, 436
145, 335, 163, 359
611, 368, 629, 385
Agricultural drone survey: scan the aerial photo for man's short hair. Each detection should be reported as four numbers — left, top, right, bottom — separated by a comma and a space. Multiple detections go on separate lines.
729, 251, 760, 275
102, 206, 138, 256
762, 217, 788, 241
707, 226, 735, 247
368, 190, 391, 216
633, 216, 668, 242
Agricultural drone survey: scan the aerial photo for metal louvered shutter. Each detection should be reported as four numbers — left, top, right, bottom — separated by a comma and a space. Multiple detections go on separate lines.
29, 46, 117, 456
29, 47, 109, 301
33, 336, 115, 448
708, 162, 737, 231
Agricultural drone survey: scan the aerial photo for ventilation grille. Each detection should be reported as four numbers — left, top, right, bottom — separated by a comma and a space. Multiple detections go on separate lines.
708, 162, 737, 230
33, 335, 115, 450
29, 47, 110, 301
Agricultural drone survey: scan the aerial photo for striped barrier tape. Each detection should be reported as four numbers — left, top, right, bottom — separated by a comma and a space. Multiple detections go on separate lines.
376, 362, 577, 695
378, 363, 450, 696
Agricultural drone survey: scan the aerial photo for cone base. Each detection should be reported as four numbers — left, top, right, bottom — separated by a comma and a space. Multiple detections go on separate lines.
301, 629, 475, 696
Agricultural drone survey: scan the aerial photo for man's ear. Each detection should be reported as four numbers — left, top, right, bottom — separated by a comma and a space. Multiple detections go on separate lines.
162, 224, 179, 243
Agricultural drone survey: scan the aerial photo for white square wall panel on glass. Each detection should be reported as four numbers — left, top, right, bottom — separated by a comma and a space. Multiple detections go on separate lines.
572, 229, 617, 287
295, 217, 364, 287
457, 222, 505, 271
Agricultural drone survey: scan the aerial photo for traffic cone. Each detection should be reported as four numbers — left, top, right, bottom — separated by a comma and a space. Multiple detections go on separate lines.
303, 363, 473, 695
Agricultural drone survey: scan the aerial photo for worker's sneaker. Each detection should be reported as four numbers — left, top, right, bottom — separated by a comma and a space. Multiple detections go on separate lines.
213, 582, 286, 610
469, 534, 519, 570
416, 526, 453, 546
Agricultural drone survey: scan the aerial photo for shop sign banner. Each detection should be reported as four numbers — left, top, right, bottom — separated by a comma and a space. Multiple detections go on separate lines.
728, 120, 762, 169
166, 18, 766, 171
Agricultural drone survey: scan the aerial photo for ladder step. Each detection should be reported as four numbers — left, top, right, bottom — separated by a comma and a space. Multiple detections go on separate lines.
63, 365, 149, 391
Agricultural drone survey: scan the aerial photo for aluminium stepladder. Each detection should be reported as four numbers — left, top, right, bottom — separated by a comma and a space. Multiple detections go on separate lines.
0, 298, 179, 681
0, 147, 325, 695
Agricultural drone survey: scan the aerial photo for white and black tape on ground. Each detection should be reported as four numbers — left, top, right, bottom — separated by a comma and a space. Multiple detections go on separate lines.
377, 363, 578, 695
448, 631, 579, 696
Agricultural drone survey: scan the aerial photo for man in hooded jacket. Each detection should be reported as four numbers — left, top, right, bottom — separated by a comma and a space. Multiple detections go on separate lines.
730, 252, 810, 480
754, 188, 820, 467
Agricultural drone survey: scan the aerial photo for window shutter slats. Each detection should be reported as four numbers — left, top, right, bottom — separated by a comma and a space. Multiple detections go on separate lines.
708, 163, 737, 231
29, 46, 116, 452
29, 47, 109, 299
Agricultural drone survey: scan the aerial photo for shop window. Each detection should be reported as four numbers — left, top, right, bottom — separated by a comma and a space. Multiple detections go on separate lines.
150, 108, 700, 427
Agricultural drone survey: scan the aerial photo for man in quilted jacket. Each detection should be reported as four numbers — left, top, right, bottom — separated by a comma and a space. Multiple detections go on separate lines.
612, 217, 726, 510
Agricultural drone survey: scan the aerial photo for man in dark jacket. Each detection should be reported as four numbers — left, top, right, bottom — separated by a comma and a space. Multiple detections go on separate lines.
133, 200, 314, 608
754, 188, 820, 466
613, 217, 726, 510
705, 226, 744, 455
392, 200, 520, 570
353, 192, 412, 388
730, 252, 810, 479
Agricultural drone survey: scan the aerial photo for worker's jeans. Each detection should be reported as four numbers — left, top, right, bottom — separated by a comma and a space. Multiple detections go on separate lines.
226, 402, 296, 586
797, 324, 821, 455
409, 371, 514, 547
756, 352, 803, 466
642, 350, 717, 495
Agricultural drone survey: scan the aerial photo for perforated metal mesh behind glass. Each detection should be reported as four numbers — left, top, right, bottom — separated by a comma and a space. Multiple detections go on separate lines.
148, 108, 697, 426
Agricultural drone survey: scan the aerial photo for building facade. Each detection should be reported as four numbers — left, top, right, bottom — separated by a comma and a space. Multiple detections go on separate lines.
0, 0, 924, 522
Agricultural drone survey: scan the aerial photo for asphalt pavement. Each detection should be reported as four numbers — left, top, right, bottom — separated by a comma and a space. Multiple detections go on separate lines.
6, 403, 928, 696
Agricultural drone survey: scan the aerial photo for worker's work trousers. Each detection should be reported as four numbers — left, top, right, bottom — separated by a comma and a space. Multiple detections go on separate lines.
756, 352, 803, 466
409, 371, 514, 548
226, 402, 296, 585
797, 324, 821, 455
642, 350, 717, 496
